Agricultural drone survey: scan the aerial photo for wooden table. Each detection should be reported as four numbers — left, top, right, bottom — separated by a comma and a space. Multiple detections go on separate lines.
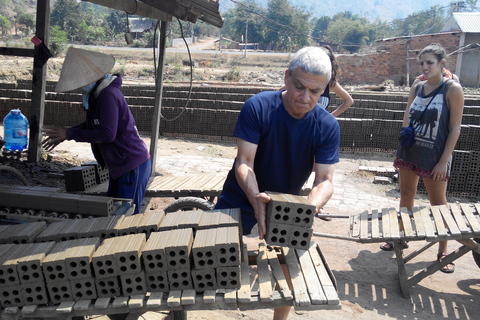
0, 241, 340, 320
314, 203, 480, 298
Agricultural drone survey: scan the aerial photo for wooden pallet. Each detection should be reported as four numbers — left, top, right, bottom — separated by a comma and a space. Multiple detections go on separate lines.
316, 203, 480, 298
85, 173, 316, 199
0, 241, 340, 320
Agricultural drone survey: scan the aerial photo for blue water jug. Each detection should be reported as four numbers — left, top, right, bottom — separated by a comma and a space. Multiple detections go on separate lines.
3, 109, 28, 151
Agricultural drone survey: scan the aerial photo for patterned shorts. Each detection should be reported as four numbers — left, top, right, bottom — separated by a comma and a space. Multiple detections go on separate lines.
393, 157, 449, 181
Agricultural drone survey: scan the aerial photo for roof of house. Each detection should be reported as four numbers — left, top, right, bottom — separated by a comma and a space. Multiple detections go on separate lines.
441, 12, 480, 33
83, 0, 223, 28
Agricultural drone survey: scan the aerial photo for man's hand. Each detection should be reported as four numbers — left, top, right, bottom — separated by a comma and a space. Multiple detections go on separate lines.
42, 126, 67, 151
252, 192, 272, 240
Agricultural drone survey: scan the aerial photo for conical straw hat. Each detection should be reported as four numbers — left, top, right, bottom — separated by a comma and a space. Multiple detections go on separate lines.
55, 47, 115, 92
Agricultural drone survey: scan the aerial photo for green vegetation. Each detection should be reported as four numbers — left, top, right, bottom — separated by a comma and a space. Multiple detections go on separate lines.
0, 0, 477, 54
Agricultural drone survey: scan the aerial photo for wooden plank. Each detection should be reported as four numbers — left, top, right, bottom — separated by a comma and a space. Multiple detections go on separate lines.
181, 289, 196, 305
296, 248, 326, 304
146, 292, 163, 308
420, 207, 437, 241
308, 243, 339, 305
237, 244, 252, 303
381, 208, 391, 240
257, 243, 274, 302
149, 176, 179, 190
412, 209, 426, 239
438, 205, 462, 238
128, 295, 145, 308
359, 210, 370, 241
450, 203, 471, 234
430, 206, 448, 239
73, 300, 91, 311
350, 213, 361, 238
283, 247, 311, 307
94, 297, 111, 309
464, 204, 480, 232
167, 290, 182, 307
388, 208, 401, 239
371, 209, 379, 240
112, 296, 129, 308
171, 175, 202, 190
21, 305, 38, 315
265, 246, 293, 301
203, 290, 217, 304
224, 289, 237, 304
400, 207, 415, 239
56, 301, 75, 313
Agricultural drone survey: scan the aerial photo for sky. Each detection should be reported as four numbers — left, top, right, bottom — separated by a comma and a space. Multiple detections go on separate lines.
219, 0, 463, 22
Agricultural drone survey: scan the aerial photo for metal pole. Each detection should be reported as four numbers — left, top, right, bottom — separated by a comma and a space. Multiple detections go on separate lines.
406, 38, 410, 86
149, 21, 168, 177
244, 18, 248, 57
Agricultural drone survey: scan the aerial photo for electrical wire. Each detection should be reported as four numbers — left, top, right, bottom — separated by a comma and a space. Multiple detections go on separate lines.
154, 18, 194, 122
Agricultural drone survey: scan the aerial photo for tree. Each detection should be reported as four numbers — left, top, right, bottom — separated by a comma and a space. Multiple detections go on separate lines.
392, 5, 445, 37
51, 0, 82, 38
49, 25, 68, 57
221, 0, 266, 45
16, 12, 34, 35
264, 0, 293, 51
0, 15, 11, 36
312, 16, 331, 43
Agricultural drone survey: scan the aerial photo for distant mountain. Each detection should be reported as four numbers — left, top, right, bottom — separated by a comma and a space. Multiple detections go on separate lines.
219, 0, 456, 22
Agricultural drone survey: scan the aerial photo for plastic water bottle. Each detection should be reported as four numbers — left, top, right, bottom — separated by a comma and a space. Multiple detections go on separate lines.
3, 109, 28, 151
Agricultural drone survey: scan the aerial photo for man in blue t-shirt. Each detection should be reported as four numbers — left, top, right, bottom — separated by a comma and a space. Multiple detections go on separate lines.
216, 46, 340, 319
216, 46, 340, 238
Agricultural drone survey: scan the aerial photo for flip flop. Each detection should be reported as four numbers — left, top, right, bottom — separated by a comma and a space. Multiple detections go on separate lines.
438, 253, 455, 273
380, 241, 409, 251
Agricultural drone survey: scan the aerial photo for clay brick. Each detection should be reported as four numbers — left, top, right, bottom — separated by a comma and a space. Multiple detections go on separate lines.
117, 214, 144, 236
216, 266, 241, 289
192, 228, 217, 269
46, 280, 73, 304
145, 271, 169, 292
165, 228, 193, 270
265, 221, 291, 247
71, 277, 97, 301
0, 244, 24, 286
137, 211, 165, 238
192, 268, 217, 292
92, 237, 118, 278
0, 221, 46, 244
77, 195, 114, 216
0, 285, 23, 307
142, 231, 168, 272
43, 240, 70, 283
95, 276, 122, 298
21, 281, 48, 306
114, 233, 146, 275
167, 268, 193, 290
120, 271, 147, 296
288, 226, 313, 250
16, 242, 55, 284
215, 227, 240, 267
267, 192, 315, 228
65, 237, 100, 280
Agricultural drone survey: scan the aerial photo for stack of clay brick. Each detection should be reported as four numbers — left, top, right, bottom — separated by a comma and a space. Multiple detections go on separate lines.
0, 209, 242, 308
265, 192, 315, 250
64, 161, 109, 192
0, 185, 115, 217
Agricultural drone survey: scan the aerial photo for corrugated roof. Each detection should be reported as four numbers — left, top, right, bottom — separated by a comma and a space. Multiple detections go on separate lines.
83, 0, 223, 28
452, 12, 480, 33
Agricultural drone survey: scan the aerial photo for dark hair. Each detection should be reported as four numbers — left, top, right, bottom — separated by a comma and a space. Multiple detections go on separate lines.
322, 45, 339, 89
419, 43, 447, 62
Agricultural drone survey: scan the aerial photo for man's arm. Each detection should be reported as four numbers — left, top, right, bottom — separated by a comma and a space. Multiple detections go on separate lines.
234, 138, 271, 239
307, 163, 335, 213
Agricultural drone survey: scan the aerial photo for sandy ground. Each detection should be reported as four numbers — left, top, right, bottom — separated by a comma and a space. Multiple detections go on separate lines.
45, 135, 480, 320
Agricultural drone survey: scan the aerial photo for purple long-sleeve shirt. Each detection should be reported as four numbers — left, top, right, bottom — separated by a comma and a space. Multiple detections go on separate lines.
66, 75, 150, 180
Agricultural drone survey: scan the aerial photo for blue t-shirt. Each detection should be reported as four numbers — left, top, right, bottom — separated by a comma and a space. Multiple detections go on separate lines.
219, 90, 340, 212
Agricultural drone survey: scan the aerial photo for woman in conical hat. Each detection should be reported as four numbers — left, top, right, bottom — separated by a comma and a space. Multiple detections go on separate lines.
43, 47, 151, 214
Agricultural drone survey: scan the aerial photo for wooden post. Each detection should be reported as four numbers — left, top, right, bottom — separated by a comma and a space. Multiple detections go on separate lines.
28, 0, 50, 162
149, 21, 168, 176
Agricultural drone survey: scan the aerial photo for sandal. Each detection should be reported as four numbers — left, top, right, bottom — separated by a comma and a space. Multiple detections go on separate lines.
437, 253, 455, 273
380, 241, 409, 251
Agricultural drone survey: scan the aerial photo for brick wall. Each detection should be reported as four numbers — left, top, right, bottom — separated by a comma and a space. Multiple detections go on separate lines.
336, 52, 391, 86
375, 32, 461, 85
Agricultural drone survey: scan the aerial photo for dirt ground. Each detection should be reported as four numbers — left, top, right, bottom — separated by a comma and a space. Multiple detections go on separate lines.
2, 134, 478, 320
